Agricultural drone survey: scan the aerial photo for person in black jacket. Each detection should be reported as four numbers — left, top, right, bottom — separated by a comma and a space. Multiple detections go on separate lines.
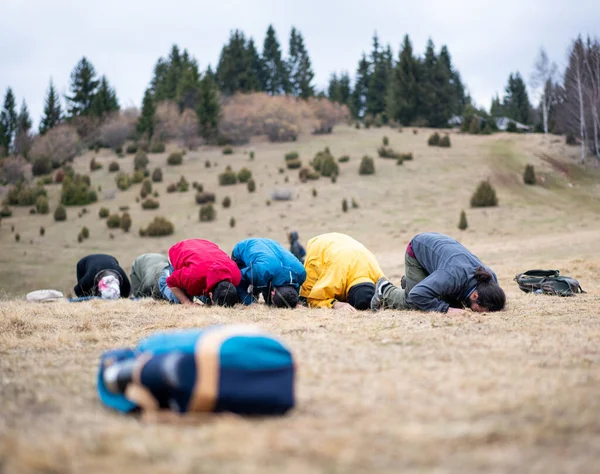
370, 233, 505, 313
74, 254, 131, 298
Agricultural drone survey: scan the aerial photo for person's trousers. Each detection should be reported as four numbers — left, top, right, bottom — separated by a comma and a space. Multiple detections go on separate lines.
381, 252, 429, 309
158, 265, 181, 304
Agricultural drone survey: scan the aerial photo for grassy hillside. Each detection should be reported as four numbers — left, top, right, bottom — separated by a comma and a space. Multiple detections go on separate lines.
1, 126, 600, 473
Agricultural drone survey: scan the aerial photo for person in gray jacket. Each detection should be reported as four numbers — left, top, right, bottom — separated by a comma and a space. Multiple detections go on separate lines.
130, 253, 170, 298
370, 232, 505, 313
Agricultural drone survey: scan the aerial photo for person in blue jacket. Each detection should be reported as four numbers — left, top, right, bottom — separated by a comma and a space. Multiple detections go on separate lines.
232, 238, 307, 308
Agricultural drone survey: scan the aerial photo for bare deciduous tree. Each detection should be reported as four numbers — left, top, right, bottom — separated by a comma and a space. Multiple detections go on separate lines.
530, 48, 558, 134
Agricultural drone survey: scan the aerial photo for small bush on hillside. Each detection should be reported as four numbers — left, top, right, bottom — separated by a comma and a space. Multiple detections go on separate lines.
338, 155, 350, 163
126, 144, 138, 154
140, 216, 174, 237
106, 214, 121, 228
312, 188, 317, 197
222, 146, 233, 155
30, 208, 37, 215
120, 213, 132, 232
199, 204, 216, 222
177, 176, 189, 192
250, 151, 255, 160
40, 226, 45, 236
15, 233, 20, 242
131, 170, 145, 184
331, 174, 337, 183
506, 121, 518, 133
141, 198, 160, 210
237, 168, 252, 183
285, 151, 299, 161
54, 169, 65, 183
359, 156, 375, 175
247, 179, 256, 193
108, 161, 120, 172
363, 114, 374, 128
32, 157, 53, 177
439, 135, 451, 148
115, 172, 130, 191
377, 146, 400, 159
342, 198, 348, 213
286, 159, 302, 169
299, 167, 320, 182
35, 195, 49, 214
219, 170, 237, 186
80, 226, 90, 239
167, 152, 183, 166
54, 205, 67, 222
222, 196, 231, 208
195, 192, 216, 204
413, 129, 419, 135
373, 114, 384, 128
352, 198, 359, 209
399, 152, 413, 161
229, 217, 236, 228
566, 134, 576, 145
134, 151, 149, 171
469, 117, 479, 134
5, 183, 48, 206
140, 179, 153, 198
458, 210, 468, 230
0, 206, 12, 217
428, 132, 441, 146
90, 157, 102, 171
118, 206, 129, 212
115, 146, 123, 154
60, 175, 97, 206
150, 142, 166, 153
205, 160, 211, 168
312, 149, 339, 177
166, 183, 177, 193
481, 123, 493, 135
151, 168, 163, 183
470, 180, 498, 208
396, 158, 404, 166
99, 207, 109, 218
523, 164, 536, 185
383, 136, 389, 146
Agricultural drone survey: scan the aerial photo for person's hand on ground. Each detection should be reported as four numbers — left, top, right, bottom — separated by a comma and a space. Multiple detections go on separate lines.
333, 301, 357, 312
447, 307, 467, 314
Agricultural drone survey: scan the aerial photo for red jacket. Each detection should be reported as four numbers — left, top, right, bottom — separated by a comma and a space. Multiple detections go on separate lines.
166, 239, 241, 297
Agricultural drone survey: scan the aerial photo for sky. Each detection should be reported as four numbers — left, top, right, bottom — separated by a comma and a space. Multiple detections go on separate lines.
1, 0, 598, 129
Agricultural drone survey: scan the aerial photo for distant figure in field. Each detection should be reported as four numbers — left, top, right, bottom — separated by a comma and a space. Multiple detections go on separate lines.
301, 233, 385, 311
232, 238, 307, 307
370, 232, 506, 313
288, 231, 306, 263
159, 239, 241, 306
130, 253, 169, 298
74, 254, 130, 299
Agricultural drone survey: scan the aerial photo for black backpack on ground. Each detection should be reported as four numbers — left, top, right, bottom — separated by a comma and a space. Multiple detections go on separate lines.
514, 269, 585, 297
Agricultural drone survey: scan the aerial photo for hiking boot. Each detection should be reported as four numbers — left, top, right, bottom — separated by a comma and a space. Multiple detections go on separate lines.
401, 275, 406, 289
370, 277, 390, 311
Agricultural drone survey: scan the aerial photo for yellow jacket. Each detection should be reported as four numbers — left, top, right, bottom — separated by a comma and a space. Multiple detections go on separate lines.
300, 233, 385, 308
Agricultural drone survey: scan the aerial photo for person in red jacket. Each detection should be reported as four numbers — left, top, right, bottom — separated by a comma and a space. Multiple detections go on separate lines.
158, 239, 241, 307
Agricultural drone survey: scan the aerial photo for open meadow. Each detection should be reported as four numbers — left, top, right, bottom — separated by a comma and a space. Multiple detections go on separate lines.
1, 126, 600, 473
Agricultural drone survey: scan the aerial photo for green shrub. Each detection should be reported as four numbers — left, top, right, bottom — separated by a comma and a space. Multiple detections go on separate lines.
373, 114, 384, 128
363, 114, 374, 128
506, 121, 518, 133
222, 146, 233, 155
285, 151, 299, 161
331, 174, 337, 183
15, 233, 20, 242
115, 173, 130, 191
167, 152, 183, 166
249, 151, 255, 160
141, 217, 174, 237
90, 157, 102, 171
219, 170, 237, 186
134, 151, 149, 170
166, 183, 177, 193
131, 170, 145, 184
150, 142, 166, 153
35, 195, 49, 214
115, 146, 123, 154
0, 206, 12, 217
29, 208, 37, 215
377, 146, 400, 159
205, 160, 211, 168
351, 198, 359, 209
470, 180, 498, 208
222, 196, 231, 208
237, 168, 252, 183
108, 161, 120, 172
177, 176, 189, 192
383, 136, 389, 146
359, 156, 375, 175
37, 175, 53, 186
60, 175, 96, 206
126, 144, 138, 154
106, 214, 121, 228
141, 198, 160, 210
80, 226, 90, 239
247, 179, 256, 193
99, 207, 110, 218
428, 132, 441, 146
342, 198, 348, 213
399, 152, 413, 161
229, 217, 236, 228
523, 164, 536, 185
195, 192, 216, 204
140, 179, 153, 198
5, 183, 48, 206
338, 155, 350, 163
199, 203, 216, 222
54, 169, 65, 183
118, 206, 129, 212
312, 188, 317, 197
286, 159, 302, 169
481, 123, 493, 135
32, 157, 53, 176
468, 117, 479, 134
40, 226, 45, 236
54, 205, 67, 222
312, 150, 339, 177
458, 210, 468, 230
396, 158, 404, 166
439, 135, 451, 148
120, 213, 132, 232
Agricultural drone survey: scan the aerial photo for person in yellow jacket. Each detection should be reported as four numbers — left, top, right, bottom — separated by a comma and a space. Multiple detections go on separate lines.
300, 233, 385, 311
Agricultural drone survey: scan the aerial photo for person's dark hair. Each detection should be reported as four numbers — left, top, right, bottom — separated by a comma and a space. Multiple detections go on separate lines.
212, 280, 239, 307
473, 267, 506, 312
272, 285, 299, 308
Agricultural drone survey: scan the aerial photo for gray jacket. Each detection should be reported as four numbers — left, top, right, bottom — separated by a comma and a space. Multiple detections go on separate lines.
407, 233, 498, 312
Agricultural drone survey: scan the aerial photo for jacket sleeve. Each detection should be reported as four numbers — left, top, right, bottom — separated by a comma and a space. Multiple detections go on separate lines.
166, 269, 183, 290
406, 270, 459, 312
303, 264, 342, 309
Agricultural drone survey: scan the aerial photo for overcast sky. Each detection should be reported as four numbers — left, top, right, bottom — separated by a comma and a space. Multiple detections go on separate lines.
1, 0, 598, 128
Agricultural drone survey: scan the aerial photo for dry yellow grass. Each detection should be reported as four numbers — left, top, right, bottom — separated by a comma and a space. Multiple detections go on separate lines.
1, 127, 600, 473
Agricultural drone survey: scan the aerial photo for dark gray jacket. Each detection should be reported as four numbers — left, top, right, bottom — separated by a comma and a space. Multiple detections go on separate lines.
407, 233, 498, 312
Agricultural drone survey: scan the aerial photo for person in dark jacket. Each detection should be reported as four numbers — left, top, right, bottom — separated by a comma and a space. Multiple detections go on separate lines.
370, 233, 505, 313
74, 254, 131, 299
232, 238, 307, 307
288, 231, 306, 263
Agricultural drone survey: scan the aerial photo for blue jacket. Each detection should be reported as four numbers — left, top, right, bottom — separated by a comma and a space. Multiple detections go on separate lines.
232, 238, 307, 305
407, 232, 498, 312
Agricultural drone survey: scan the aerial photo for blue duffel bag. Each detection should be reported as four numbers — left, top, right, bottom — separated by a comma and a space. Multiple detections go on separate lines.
97, 325, 295, 416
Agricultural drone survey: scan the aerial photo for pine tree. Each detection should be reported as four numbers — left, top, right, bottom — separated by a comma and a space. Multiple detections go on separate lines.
164, 45, 182, 101
137, 89, 155, 138
352, 54, 370, 118
490, 94, 503, 117
66, 57, 100, 117
13, 100, 33, 156
217, 30, 256, 95
365, 34, 390, 118
91, 75, 119, 117
197, 72, 220, 139
0, 87, 18, 153
328, 73, 341, 102
288, 28, 314, 99
262, 25, 289, 95
387, 35, 420, 125
420, 39, 454, 127
176, 59, 201, 111
39, 79, 62, 135
503, 72, 532, 124
338, 72, 352, 108
247, 38, 266, 91
439, 45, 466, 117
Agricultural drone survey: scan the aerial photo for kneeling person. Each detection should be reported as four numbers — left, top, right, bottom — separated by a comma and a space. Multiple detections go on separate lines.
232, 238, 307, 307
130, 253, 169, 298
301, 233, 385, 311
159, 239, 241, 306
74, 254, 131, 299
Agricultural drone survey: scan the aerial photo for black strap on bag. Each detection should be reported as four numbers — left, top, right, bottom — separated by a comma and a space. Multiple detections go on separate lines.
514, 269, 586, 297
